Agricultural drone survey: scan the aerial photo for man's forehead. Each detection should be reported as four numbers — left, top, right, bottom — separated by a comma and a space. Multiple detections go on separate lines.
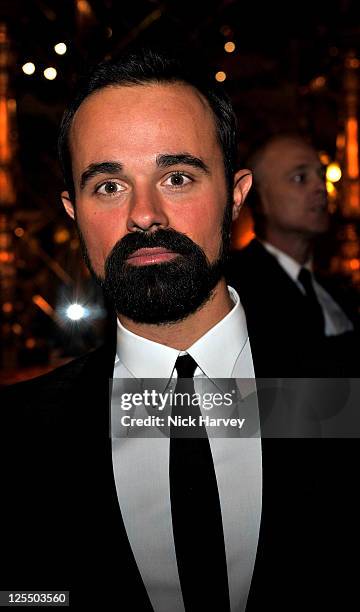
260, 139, 321, 176
69, 82, 219, 165
71, 82, 213, 135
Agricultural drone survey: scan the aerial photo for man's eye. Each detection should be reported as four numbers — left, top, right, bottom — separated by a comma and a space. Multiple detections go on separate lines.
292, 174, 306, 184
96, 181, 124, 195
162, 173, 192, 188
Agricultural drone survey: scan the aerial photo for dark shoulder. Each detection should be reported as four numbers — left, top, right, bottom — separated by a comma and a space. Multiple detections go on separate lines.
226, 239, 272, 290
0, 347, 104, 410
228, 239, 268, 270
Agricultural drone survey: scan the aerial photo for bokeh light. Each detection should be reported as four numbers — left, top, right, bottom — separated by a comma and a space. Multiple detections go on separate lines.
22, 62, 35, 75
326, 162, 342, 182
43, 67, 57, 80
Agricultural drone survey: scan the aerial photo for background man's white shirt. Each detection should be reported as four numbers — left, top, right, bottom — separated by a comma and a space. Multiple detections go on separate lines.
262, 241, 353, 335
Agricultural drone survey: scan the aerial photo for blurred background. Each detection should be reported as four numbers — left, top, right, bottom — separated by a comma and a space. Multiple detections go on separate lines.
1, 0, 360, 383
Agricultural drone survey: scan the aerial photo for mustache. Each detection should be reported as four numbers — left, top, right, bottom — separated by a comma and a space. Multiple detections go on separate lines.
105, 228, 204, 268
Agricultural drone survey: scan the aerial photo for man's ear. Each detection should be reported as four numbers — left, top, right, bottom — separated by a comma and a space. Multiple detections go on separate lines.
61, 191, 75, 220
232, 170, 252, 221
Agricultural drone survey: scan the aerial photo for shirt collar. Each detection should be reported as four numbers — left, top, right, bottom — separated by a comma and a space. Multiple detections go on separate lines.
115, 320, 179, 380
261, 240, 312, 282
186, 287, 248, 378
115, 286, 248, 380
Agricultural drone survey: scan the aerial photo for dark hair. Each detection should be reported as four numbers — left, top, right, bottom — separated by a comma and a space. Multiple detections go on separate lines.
58, 48, 238, 201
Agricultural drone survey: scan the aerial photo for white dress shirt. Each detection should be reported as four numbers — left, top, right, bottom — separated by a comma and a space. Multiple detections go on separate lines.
111, 287, 262, 612
262, 241, 354, 336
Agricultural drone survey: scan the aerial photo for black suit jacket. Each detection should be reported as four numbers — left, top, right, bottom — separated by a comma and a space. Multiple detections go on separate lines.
226, 239, 360, 376
1, 337, 153, 611
1, 325, 359, 610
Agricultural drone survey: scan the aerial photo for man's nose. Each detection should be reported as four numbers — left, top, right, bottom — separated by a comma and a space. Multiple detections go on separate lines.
314, 172, 327, 194
126, 186, 169, 233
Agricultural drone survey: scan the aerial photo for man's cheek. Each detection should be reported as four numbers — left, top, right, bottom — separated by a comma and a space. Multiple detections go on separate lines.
82, 235, 108, 275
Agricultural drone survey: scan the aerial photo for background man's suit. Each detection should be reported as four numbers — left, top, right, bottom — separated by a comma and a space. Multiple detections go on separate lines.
226, 238, 359, 377
1, 313, 359, 610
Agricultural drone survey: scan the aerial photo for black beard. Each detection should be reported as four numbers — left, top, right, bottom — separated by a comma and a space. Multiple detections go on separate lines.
76, 202, 232, 325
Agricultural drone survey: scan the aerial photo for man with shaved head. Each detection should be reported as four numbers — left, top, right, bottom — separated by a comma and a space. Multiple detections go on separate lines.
227, 134, 358, 376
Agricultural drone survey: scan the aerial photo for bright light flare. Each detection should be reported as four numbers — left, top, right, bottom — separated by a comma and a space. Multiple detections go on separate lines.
66, 303, 85, 321
326, 163, 342, 183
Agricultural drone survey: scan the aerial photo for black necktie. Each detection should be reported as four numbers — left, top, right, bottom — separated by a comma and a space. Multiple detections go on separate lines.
298, 267, 325, 336
169, 354, 230, 611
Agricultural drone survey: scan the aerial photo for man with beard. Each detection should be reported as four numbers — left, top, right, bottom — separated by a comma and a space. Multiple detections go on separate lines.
227, 134, 359, 376
1, 52, 358, 612
1, 49, 259, 612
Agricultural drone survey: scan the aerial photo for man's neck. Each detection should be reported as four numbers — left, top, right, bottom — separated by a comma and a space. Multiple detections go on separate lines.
118, 279, 233, 350
262, 230, 313, 265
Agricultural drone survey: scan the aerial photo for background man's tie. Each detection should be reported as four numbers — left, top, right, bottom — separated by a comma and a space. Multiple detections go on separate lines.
298, 267, 325, 336
169, 354, 230, 611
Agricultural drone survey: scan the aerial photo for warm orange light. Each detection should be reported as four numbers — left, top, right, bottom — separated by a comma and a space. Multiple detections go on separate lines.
349, 258, 360, 270
336, 132, 346, 150
231, 206, 255, 250
348, 182, 360, 210
346, 57, 360, 69
215, 71, 226, 82
310, 76, 326, 90
319, 151, 330, 165
0, 97, 10, 163
32, 294, 55, 317
54, 228, 70, 244
224, 41, 236, 53
2, 302, 13, 313
0, 251, 14, 262
0, 169, 16, 204
345, 117, 359, 179
25, 338, 36, 349
76, 0, 93, 16
343, 224, 358, 241
326, 181, 336, 194
14, 227, 24, 237
342, 242, 358, 258
7, 99, 16, 112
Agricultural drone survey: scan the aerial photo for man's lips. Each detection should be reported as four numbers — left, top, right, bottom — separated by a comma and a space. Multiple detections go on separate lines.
126, 247, 179, 266
309, 204, 328, 214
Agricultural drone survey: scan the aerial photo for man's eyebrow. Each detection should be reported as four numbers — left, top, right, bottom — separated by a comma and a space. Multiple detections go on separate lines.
156, 153, 210, 174
80, 161, 123, 189
290, 164, 309, 171
287, 163, 324, 175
